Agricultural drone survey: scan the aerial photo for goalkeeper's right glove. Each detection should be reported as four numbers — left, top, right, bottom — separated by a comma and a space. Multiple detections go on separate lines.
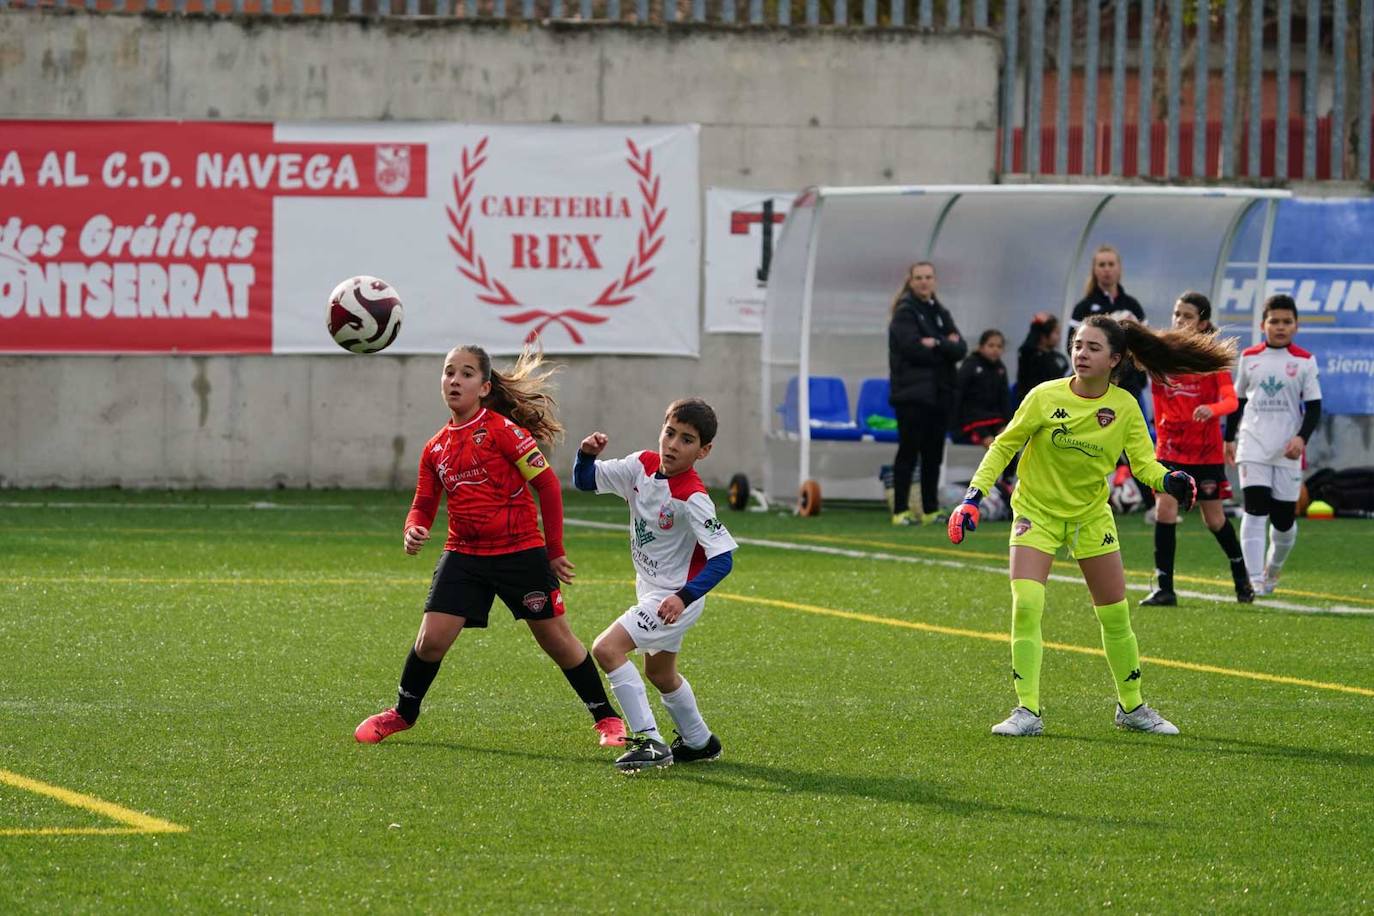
947, 487, 983, 545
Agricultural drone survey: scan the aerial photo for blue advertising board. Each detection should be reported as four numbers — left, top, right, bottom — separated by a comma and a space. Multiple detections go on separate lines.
1224, 198, 1374, 414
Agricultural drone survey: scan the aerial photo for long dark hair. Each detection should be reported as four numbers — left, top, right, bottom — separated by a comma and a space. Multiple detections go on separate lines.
1177, 290, 1214, 333
1079, 314, 1234, 384
459, 344, 564, 443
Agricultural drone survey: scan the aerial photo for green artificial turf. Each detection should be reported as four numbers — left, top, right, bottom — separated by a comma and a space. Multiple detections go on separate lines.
1, 489, 1371, 912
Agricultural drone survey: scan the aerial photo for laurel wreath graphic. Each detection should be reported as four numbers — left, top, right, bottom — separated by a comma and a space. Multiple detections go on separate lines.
446, 137, 666, 345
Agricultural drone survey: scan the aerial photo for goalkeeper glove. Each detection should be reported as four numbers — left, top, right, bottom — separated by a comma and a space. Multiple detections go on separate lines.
1163, 470, 1197, 511
947, 487, 983, 545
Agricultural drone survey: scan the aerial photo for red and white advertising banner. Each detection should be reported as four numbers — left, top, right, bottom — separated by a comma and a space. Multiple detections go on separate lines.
0, 121, 700, 355
703, 187, 794, 334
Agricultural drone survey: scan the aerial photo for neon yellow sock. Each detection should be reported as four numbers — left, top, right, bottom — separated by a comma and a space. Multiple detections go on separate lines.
1094, 599, 1143, 709
1010, 579, 1045, 715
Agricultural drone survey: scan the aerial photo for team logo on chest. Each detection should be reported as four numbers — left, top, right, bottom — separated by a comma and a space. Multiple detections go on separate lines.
1096, 408, 1116, 428
472, 428, 488, 445
634, 517, 657, 548
1286, 361, 1299, 378
657, 502, 675, 530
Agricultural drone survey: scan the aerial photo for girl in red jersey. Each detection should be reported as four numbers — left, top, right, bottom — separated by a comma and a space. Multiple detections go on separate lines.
355, 345, 626, 747
1140, 292, 1253, 606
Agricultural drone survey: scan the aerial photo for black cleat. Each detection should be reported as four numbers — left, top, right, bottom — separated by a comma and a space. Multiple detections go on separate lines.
1235, 582, 1256, 603
669, 732, 722, 763
614, 733, 673, 773
1139, 589, 1177, 607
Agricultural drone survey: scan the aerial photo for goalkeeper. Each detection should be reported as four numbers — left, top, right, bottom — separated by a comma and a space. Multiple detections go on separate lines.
947, 315, 1234, 737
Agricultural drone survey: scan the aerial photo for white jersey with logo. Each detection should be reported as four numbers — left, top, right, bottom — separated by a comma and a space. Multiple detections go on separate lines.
1234, 342, 1322, 468
594, 450, 738, 594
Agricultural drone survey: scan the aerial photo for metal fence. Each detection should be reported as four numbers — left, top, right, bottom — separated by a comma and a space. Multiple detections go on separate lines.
3, 0, 1372, 181
1002, 0, 1374, 181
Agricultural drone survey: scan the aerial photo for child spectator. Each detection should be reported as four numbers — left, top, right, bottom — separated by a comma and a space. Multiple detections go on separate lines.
953, 329, 1012, 445
1015, 312, 1070, 405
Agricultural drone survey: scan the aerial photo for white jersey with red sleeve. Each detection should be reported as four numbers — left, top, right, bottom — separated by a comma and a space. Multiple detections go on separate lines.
1233, 342, 1322, 468
594, 450, 739, 593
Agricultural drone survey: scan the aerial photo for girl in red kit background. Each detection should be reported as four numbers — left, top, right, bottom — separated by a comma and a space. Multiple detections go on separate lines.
355, 344, 626, 747
1141, 292, 1253, 606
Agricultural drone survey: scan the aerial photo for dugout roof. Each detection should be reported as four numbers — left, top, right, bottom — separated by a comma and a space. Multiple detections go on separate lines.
761, 183, 1291, 504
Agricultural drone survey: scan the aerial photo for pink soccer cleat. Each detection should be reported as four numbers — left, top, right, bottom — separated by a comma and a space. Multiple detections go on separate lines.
593, 716, 627, 747
354, 708, 412, 744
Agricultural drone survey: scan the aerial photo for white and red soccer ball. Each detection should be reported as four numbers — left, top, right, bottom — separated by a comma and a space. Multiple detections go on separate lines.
327, 276, 404, 353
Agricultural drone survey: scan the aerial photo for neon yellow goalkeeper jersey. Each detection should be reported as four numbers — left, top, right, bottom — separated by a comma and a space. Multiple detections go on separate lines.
970, 378, 1170, 522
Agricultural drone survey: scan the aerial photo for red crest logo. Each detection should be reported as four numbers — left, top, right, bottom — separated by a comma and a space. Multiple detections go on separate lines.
527, 452, 547, 469
1013, 517, 1033, 537
522, 591, 548, 613
1286, 362, 1299, 378
375, 145, 412, 195
472, 428, 488, 445
657, 502, 675, 530
1096, 408, 1116, 427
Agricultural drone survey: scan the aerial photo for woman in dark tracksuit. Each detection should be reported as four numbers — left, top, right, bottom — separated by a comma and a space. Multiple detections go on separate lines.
887, 261, 966, 524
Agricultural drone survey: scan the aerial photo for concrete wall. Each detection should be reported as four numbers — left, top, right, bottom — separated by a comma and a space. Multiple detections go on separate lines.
0, 11, 1001, 488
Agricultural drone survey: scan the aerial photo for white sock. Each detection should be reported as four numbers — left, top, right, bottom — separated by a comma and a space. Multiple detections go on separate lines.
606, 663, 658, 737
1266, 522, 1298, 572
660, 677, 711, 749
1240, 513, 1268, 582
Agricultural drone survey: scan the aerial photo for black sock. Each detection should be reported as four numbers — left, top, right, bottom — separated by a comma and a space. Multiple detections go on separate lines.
561, 652, 619, 723
1153, 522, 1176, 593
1212, 520, 1249, 586
396, 648, 442, 725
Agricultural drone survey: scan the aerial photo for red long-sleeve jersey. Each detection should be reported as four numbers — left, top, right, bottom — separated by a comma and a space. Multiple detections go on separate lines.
404, 407, 564, 558
1151, 371, 1238, 465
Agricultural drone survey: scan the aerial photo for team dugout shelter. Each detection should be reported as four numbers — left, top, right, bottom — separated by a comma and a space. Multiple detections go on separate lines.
760, 184, 1291, 508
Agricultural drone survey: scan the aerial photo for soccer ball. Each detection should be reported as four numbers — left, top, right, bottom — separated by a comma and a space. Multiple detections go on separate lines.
328, 276, 404, 353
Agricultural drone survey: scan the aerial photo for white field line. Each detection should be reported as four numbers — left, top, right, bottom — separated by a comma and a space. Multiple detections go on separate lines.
564, 518, 1374, 617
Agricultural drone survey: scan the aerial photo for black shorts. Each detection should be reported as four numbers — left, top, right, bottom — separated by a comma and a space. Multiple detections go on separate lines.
1160, 460, 1233, 501
425, 547, 564, 628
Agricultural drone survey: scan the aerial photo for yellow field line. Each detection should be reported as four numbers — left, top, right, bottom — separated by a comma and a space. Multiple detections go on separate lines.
0, 768, 188, 836
791, 532, 1374, 607
710, 591, 1374, 698
1, 575, 1367, 697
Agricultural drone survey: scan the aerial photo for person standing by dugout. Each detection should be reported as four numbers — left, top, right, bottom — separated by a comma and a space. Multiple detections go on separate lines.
1067, 245, 1148, 401
887, 261, 966, 525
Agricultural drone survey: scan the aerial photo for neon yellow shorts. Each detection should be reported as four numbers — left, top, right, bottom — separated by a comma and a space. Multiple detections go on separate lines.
1008, 500, 1120, 560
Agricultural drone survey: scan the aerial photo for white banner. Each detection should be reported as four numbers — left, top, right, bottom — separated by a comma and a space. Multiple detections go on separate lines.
274, 122, 700, 355
703, 187, 794, 334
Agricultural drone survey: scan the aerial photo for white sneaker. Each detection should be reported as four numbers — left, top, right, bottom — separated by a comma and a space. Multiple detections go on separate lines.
1260, 566, 1281, 595
991, 706, 1043, 737
1115, 703, 1179, 735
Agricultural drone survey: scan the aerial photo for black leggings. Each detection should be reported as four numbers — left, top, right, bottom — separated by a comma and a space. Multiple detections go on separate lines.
1242, 486, 1297, 531
893, 403, 948, 516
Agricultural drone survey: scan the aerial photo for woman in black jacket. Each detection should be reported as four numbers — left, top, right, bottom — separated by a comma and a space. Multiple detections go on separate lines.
1015, 312, 1070, 406
952, 329, 1012, 444
887, 261, 966, 524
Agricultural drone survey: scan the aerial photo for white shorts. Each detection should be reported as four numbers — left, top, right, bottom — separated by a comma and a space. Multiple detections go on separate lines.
1237, 461, 1303, 503
615, 588, 705, 655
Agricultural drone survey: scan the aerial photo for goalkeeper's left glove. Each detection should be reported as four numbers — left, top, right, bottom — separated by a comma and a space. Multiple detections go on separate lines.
947, 487, 983, 545
1163, 470, 1197, 511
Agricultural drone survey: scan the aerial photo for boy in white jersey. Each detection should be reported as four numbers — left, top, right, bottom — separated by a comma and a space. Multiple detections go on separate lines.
1225, 295, 1322, 595
575, 398, 739, 772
